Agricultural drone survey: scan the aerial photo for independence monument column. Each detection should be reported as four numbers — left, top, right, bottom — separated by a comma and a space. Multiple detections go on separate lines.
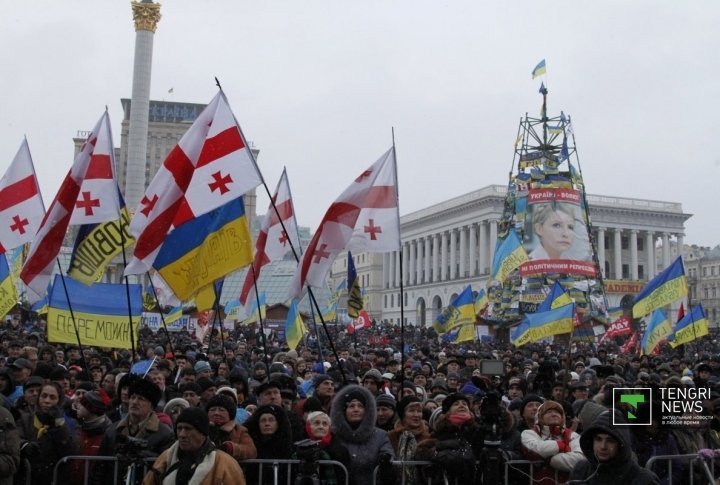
126, 1, 161, 209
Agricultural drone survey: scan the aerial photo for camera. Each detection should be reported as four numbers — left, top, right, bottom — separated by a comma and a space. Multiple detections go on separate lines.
116, 434, 150, 461
294, 439, 321, 485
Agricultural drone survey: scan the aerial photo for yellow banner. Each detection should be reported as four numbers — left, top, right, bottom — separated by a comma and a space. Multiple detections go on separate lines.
633, 278, 688, 318
496, 247, 529, 282
513, 318, 573, 347
68, 209, 135, 284
0, 277, 17, 318
47, 309, 139, 349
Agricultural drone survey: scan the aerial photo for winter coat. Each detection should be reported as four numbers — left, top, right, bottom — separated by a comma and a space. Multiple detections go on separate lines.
388, 420, 432, 485
330, 385, 395, 485
207, 420, 256, 461
521, 423, 584, 483
142, 440, 246, 485
569, 411, 660, 484
244, 404, 293, 485
70, 414, 112, 485
18, 408, 77, 485
0, 406, 20, 485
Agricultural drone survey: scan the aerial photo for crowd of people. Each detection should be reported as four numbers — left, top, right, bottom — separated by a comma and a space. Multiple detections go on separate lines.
1, 317, 720, 484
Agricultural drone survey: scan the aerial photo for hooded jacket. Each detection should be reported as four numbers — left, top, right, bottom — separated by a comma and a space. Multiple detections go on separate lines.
330, 384, 394, 485
569, 410, 659, 484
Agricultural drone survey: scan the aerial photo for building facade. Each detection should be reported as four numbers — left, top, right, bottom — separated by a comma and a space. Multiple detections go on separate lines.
685, 244, 720, 328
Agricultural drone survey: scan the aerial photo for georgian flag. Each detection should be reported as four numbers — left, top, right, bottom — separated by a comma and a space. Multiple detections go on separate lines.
239, 168, 299, 305
21, 111, 119, 301
289, 147, 400, 299
0, 139, 45, 253
125, 90, 263, 276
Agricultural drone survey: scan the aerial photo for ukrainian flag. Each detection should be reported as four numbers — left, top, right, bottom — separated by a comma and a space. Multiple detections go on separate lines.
510, 303, 575, 347
164, 305, 183, 325
532, 59, 547, 79
537, 281, 573, 312
285, 299, 306, 350
347, 252, 363, 319
434, 285, 475, 334
641, 309, 673, 356
474, 289, 489, 315
47, 275, 142, 349
669, 305, 709, 348
153, 197, 253, 301
441, 323, 476, 344
242, 292, 266, 325
0, 254, 17, 318
632, 257, 688, 318
491, 229, 529, 282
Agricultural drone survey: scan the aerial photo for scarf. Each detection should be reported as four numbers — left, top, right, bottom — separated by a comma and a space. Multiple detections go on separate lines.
33, 414, 50, 440
305, 422, 333, 448
448, 412, 473, 427
160, 439, 216, 485
398, 430, 418, 484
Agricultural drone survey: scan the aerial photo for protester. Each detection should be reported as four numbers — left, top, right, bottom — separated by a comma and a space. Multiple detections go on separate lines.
206, 393, 256, 461
143, 407, 246, 485
0, 404, 20, 485
295, 410, 351, 485
388, 395, 430, 484
244, 404, 293, 485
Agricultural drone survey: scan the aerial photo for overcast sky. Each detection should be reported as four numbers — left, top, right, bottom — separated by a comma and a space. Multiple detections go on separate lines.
2, 1, 719, 248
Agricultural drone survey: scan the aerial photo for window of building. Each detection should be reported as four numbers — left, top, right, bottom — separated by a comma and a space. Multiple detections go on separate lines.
384, 294, 387, 308
604, 236, 609, 250
704, 286, 709, 299
703, 267, 708, 277
637, 238, 644, 251
391, 294, 394, 307
404, 293, 407, 306
621, 236, 629, 250
713, 286, 718, 299
638, 265, 645, 280
622, 264, 629, 279
713, 266, 717, 277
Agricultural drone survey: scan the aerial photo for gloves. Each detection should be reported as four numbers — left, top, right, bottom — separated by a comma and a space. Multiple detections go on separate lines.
378, 452, 393, 468
21, 441, 41, 459
556, 441, 569, 453
220, 441, 234, 455
698, 448, 720, 459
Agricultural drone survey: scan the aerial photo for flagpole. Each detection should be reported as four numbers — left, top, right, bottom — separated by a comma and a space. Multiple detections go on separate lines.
146, 275, 176, 361
118, 217, 137, 363
54, 262, 87, 371
391, 129, 406, 372
213, 284, 227, 364
248, 267, 270, 368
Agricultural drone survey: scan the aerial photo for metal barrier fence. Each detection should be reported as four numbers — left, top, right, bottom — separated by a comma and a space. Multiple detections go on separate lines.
645, 453, 717, 485
51, 455, 348, 485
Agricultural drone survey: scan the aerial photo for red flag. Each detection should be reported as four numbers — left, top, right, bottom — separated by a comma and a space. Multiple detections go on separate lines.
240, 169, 298, 305
0, 139, 45, 253
677, 302, 685, 322
289, 148, 400, 298
125, 91, 262, 276
347, 310, 373, 334
20, 111, 119, 300
621, 331, 639, 355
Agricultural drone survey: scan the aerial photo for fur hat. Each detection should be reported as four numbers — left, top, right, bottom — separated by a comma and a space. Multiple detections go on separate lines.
128, 378, 161, 408
520, 394, 544, 416
343, 388, 368, 407
163, 398, 190, 415
207, 393, 237, 420
441, 392, 471, 414
176, 407, 210, 436
536, 400, 565, 424
397, 395, 423, 420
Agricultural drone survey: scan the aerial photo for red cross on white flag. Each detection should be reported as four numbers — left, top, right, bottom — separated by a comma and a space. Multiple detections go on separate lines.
0, 139, 45, 254
239, 168, 299, 305
289, 147, 400, 299
21, 111, 120, 301
125, 91, 263, 276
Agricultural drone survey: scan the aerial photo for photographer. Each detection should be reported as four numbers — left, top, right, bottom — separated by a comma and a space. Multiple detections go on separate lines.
293, 411, 351, 485
95, 378, 175, 485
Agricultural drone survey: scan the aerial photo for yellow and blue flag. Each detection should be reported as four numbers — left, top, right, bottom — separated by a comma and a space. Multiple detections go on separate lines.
442, 323, 476, 344
0, 253, 17, 318
164, 305, 183, 325
668, 305, 709, 348
47, 274, 142, 349
491, 229, 529, 282
532, 59, 546, 79
347, 251, 363, 319
510, 303, 575, 347
434, 285, 475, 334
195, 280, 224, 312
641, 309, 673, 356
538, 281, 573, 312
242, 292, 267, 325
474, 289, 488, 315
153, 197, 253, 301
285, 299, 306, 350
633, 257, 688, 318
68, 189, 135, 285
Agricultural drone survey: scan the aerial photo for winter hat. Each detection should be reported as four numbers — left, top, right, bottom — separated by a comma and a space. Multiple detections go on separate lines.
375, 394, 397, 410
24, 376, 45, 390
216, 386, 239, 403
164, 398, 190, 415
196, 377, 217, 393
397, 395, 423, 420
312, 374, 334, 389
79, 390, 110, 416
207, 394, 237, 420
520, 394, 544, 416
176, 407, 210, 436
573, 399, 607, 431
194, 361, 212, 373
363, 369, 383, 383
537, 400, 565, 424
128, 378, 161, 407
343, 388, 368, 407
441, 392, 471, 414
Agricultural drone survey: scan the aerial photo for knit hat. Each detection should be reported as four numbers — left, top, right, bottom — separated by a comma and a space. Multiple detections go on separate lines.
128, 378, 161, 407
375, 393, 397, 410
194, 361, 212, 373
163, 398, 190, 414
537, 400, 565, 424
207, 394, 237, 420
216, 386, 239, 403
176, 407, 210, 436
196, 377, 217, 393
363, 369, 383, 383
343, 388, 368, 407
312, 374, 334, 389
79, 390, 110, 416
397, 395, 423, 420
520, 394, 544, 416
441, 392, 471, 414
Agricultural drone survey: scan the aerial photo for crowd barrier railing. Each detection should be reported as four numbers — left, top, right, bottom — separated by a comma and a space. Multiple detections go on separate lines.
645, 453, 717, 485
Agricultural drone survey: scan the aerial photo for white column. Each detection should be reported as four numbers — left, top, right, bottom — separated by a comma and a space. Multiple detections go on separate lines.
645, 231, 655, 279
489, 221, 498, 269
459, 226, 467, 277
424, 237, 431, 283
433, 234, 440, 282
597, 227, 606, 278
662, 233, 670, 268
388, 251, 395, 288
383, 253, 389, 289
403, 242, 410, 285
394, 250, 401, 287
630, 230, 638, 280
614, 228, 622, 279
441, 232, 448, 281
479, 221, 487, 275
410, 240, 417, 285
449, 230, 457, 279
677, 234, 684, 259
469, 224, 477, 277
